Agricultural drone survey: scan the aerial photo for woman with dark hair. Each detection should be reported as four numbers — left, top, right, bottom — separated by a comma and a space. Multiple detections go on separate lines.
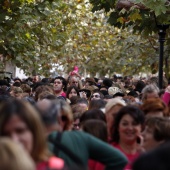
66, 86, 80, 99
80, 109, 106, 126
0, 98, 65, 170
111, 105, 145, 170
88, 99, 106, 113
82, 120, 107, 170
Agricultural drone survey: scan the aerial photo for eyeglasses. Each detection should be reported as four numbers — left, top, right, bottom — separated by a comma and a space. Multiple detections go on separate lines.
91, 95, 100, 98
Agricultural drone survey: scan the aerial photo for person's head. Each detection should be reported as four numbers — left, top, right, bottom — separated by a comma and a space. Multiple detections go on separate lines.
53, 76, 67, 93
12, 82, 21, 87
141, 84, 160, 102
88, 99, 106, 112
90, 91, 104, 101
36, 99, 62, 135
69, 76, 79, 88
71, 98, 88, 114
102, 78, 113, 88
140, 98, 169, 118
132, 142, 170, 170
113, 105, 145, 144
82, 119, 108, 142
105, 98, 126, 139
84, 78, 96, 89
80, 109, 106, 127
142, 117, 170, 151
10, 87, 23, 99
34, 85, 54, 101
0, 138, 35, 170
14, 78, 22, 83
32, 75, 40, 83
20, 84, 31, 95
134, 80, 146, 93
66, 86, 79, 99
0, 98, 49, 162
71, 106, 82, 130
38, 98, 73, 131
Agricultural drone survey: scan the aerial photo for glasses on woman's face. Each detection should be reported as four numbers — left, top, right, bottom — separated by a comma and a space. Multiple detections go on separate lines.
91, 94, 100, 98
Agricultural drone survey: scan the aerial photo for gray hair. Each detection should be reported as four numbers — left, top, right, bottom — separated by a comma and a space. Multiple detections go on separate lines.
141, 84, 160, 101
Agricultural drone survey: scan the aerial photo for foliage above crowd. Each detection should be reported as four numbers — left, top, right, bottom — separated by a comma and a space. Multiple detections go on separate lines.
0, 0, 170, 77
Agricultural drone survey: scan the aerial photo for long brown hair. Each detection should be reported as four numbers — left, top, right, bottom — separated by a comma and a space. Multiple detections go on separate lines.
0, 98, 50, 162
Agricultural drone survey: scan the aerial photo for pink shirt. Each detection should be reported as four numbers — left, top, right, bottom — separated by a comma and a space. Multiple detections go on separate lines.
111, 143, 139, 170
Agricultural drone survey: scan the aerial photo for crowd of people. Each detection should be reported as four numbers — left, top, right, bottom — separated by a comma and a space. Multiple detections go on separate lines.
0, 71, 170, 170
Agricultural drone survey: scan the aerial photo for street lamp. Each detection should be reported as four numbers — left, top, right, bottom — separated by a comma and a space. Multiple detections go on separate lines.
157, 24, 169, 89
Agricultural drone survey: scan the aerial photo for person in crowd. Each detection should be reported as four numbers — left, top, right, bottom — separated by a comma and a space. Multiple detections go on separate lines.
90, 91, 104, 101
102, 78, 113, 89
20, 83, 32, 97
80, 109, 106, 127
68, 76, 83, 90
69, 96, 80, 106
103, 95, 113, 102
10, 86, 23, 99
12, 81, 21, 87
162, 84, 170, 107
0, 98, 66, 170
123, 95, 136, 105
127, 90, 141, 104
88, 99, 106, 113
76, 97, 89, 112
140, 98, 170, 118
13, 77, 22, 83
82, 119, 108, 170
37, 98, 73, 131
72, 111, 81, 130
0, 88, 11, 101
0, 79, 10, 92
34, 85, 55, 102
105, 98, 126, 141
0, 138, 35, 170
53, 76, 67, 97
32, 75, 41, 84
134, 80, 146, 94
141, 84, 159, 102
141, 117, 170, 152
108, 86, 123, 99
111, 105, 145, 170
84, 78, 97, 90
132, 141, 170, 170
36, 98, 128, 170
66, 86, 80, 100
82, 119, 108, 142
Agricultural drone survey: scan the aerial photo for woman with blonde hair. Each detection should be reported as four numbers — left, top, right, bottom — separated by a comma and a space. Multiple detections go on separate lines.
0, 138, 35, 170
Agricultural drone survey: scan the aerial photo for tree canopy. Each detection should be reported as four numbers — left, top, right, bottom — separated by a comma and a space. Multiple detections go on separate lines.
0, 0, 169, 77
